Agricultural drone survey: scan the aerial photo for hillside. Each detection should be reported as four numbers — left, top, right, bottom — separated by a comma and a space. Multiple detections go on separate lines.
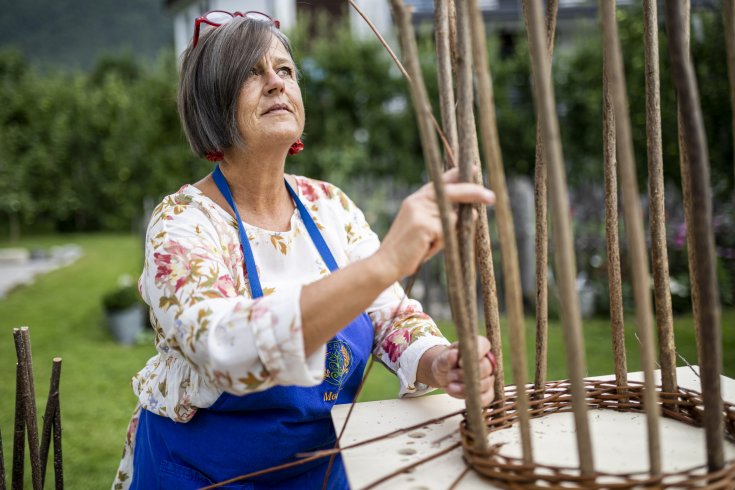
0, 0, 173, 70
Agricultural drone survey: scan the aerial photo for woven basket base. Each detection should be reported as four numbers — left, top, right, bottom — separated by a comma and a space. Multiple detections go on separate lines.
460, 379, 735, 489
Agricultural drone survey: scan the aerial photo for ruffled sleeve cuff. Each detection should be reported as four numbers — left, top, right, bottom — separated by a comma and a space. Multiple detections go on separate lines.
396, 335, 450, 398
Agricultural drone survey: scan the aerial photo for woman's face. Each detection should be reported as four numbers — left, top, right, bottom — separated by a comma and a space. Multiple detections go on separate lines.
236, 36, 305, 151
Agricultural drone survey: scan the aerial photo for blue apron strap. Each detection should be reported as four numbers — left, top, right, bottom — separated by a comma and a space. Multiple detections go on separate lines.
285, 180, 339, 273
212, 165, 264, 299
212, 166, 340, 297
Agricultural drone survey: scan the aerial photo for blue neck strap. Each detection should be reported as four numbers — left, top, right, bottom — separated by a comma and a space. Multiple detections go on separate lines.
212, 164, 339, 299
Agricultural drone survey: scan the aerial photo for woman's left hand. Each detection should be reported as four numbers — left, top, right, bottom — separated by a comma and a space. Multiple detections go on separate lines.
428, 336, 496, 406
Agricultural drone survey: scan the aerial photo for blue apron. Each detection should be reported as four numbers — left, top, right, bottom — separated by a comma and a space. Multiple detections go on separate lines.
130, 166, 373, 489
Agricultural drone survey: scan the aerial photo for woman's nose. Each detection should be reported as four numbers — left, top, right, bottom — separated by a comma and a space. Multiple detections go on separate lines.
263, 67, 285, 94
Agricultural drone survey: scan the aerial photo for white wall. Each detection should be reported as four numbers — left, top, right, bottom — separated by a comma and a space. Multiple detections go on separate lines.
349, 0, 393, 42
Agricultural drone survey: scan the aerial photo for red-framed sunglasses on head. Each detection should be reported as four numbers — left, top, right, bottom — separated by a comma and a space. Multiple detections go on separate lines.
192, 10, 280, 48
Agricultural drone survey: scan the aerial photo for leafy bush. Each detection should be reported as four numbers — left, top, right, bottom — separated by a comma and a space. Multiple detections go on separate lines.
102, 284, 142, 312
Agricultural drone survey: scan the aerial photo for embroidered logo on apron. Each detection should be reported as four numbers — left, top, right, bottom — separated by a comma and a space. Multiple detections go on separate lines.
324, 340, 353, 386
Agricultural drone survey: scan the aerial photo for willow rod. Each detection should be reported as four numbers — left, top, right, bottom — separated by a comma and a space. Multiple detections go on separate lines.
643, 0, 677, 409
523, 0, 558, 394
387, 0, 488, 452
523, 0, 593, 475
675, 0, 702, 364
664, 0, 725, 472
469, 128, 504, 406
467, 0, 531, 461
454, 0, 479, 351
434, 0, 504, 402
602, 39, 627, 389
600, 0, 661, 476
725, 0, 735, 188
435, 0, 458, 169
432, 0, 463, 341
13, 328, 42, 490
11, 363, 24, 490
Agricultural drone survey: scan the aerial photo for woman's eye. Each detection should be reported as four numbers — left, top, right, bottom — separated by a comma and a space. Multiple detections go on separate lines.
277, 66, 293, 78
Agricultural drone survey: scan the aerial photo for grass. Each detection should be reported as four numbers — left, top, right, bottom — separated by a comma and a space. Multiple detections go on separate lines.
0, 234, 151, 489
359, 311, 735, 401
0, 233, 732, 488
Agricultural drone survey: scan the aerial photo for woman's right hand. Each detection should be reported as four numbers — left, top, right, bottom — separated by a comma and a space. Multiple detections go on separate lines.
374, 167, 495, 283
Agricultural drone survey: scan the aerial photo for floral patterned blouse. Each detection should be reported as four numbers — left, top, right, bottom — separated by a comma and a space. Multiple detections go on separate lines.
113, 176, 448, 489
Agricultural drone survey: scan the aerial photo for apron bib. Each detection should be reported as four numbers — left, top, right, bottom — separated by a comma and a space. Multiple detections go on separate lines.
131, 167, 372, 489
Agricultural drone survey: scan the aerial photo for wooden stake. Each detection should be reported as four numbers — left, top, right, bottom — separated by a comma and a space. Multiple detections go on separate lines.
13, 328, 43, 490
664, 0, 725, 472
53, 393, 63, 489
11, 363, 24, 490
523, 0, 594, 475
467, 0, 531, 461
386, 0, 488, 452
643, 0, 678, 409
599, 0, 661, 476
40, 358, 62, 487
525, 0, 558, 395
602, 43, 628, 390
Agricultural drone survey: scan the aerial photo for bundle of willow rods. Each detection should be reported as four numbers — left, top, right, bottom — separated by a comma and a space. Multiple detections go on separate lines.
374, 0, 728, 484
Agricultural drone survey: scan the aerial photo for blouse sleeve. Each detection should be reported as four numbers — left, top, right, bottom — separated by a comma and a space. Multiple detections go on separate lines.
138, 195, 326, 405
332, 186, 450, 397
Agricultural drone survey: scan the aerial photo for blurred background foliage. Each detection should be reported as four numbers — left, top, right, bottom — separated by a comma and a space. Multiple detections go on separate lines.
0, 8, 733, 308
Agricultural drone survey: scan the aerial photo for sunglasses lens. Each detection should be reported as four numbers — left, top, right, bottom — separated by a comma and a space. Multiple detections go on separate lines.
204, 11, 233, 25
246, 12, 273, 23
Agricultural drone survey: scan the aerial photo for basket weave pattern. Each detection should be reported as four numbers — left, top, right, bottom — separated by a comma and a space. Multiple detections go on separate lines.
460, 379, 735, 488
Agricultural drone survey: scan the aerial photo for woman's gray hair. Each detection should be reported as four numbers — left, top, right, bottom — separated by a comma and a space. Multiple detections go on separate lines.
178, 17, 296, 158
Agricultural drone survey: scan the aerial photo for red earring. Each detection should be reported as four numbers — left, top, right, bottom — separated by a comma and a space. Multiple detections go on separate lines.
205, 150, 224, 162
288, 139, 304, 156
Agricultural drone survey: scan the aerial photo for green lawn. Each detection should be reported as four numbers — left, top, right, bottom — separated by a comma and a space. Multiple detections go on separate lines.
0, 233, 732, 488
0, 234, 151, 489
359, 311, 735, 401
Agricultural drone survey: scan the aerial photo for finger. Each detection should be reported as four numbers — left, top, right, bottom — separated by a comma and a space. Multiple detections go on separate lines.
478, 357, 493, 378
487, 351, 498, 375
442, 167, 460, 183
444, 347, 459, 370
446, 375, 493, 399
433, 346, 458, 375
444, 165, 482, 183
444, 183, 495, 205
481, 380, 496, 406
423, 237, 444, 263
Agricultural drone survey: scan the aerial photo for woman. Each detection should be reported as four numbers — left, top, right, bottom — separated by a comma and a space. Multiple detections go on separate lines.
113, 11, 496, 489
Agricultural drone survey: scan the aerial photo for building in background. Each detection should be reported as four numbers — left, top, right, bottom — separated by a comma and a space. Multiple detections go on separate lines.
166, 0, 716, 58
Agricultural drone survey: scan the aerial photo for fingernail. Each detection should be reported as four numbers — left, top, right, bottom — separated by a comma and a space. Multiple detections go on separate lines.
483, 190, 495, 202
486, 351, 498, 374
448, 382, 460, 392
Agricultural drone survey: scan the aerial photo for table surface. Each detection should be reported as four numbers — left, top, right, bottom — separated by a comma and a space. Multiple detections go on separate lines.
332, 366, 735, 489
